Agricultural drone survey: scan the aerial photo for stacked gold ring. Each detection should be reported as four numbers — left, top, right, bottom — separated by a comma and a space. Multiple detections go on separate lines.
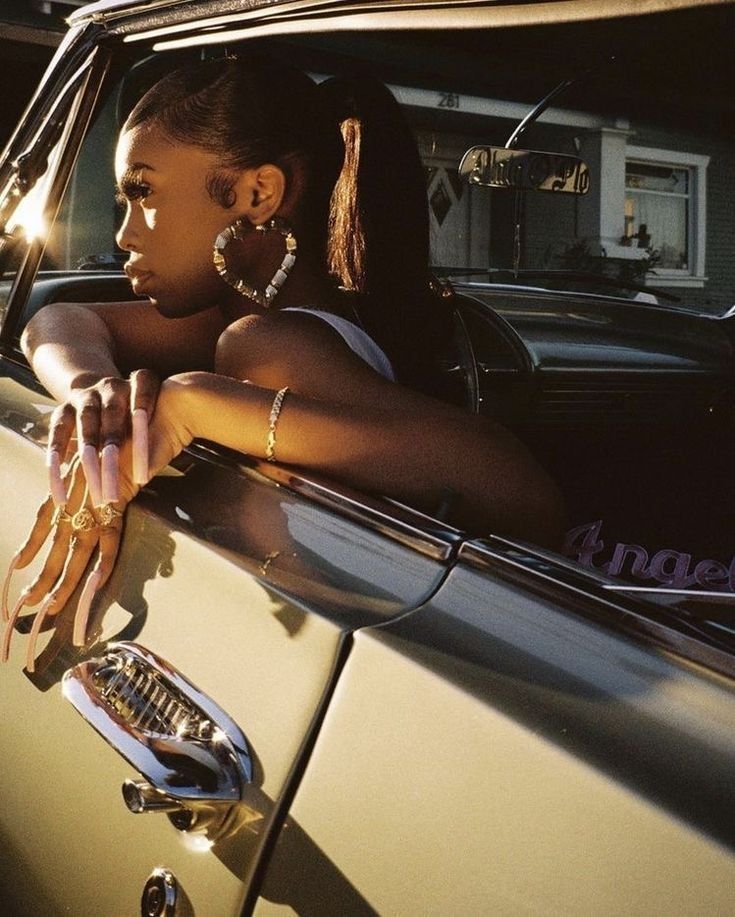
71, 507, 97, 533
52, 506, 73, 526
52, 503, 123, 532
97, 503, 123, 528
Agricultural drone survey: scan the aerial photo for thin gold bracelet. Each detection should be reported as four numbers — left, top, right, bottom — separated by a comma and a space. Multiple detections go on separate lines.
265, 386, 289, 462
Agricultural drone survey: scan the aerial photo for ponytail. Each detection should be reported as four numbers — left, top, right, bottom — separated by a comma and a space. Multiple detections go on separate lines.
319, 76, 452, 390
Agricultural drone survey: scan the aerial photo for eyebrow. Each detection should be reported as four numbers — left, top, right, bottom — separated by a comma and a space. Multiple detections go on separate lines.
117, 161, 156, 183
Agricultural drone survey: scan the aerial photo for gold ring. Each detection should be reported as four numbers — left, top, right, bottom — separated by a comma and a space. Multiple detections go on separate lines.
97, 503, 124, 528
52, 505, 73, 526
260, 550, 281, 576
71, 507, 97, 533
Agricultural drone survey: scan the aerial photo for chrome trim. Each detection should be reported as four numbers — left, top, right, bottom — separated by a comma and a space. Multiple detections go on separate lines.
187, 441, 462, 563
1, 41, 111, 349
0, 25, 99, 203
459, 537, 735, 680
604, 584, 735, 599
63, 643, 253, 828
72, 0, 735, 31
141, 868, 178, 917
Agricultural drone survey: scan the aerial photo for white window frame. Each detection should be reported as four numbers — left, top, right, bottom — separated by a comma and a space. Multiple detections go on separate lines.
624, 145, 709, 288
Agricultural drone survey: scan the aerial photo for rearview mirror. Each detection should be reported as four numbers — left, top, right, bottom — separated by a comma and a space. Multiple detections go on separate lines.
459, 146, 590, 195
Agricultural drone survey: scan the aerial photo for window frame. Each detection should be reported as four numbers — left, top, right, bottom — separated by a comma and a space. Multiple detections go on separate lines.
625, 143, 710, 288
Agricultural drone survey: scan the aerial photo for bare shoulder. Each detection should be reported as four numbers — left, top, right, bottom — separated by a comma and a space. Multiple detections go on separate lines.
218, 308, 361, 359
215, 308, 398, 404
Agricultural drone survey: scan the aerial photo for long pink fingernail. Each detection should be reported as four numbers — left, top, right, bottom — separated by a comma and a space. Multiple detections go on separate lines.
1, 553, 20, 622
132, 408, 149, 484
72, 570, 102, 647
46, 449, 68, 507
81, 443, 103, 506
101, 444, 120, 503
2, 590, 28, 663
26, 594, 55, 674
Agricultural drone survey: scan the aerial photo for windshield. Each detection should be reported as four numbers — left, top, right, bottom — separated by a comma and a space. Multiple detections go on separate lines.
405, 6, 731, 311
12, 6, 732, 313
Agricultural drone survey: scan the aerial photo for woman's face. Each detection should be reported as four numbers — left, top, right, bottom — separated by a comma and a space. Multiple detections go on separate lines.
115, 124, 242, 317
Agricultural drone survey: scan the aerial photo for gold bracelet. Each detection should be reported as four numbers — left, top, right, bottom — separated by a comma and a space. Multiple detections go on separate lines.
265, 386, 289, 462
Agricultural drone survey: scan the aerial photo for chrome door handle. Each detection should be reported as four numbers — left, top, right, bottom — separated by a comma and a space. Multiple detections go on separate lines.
63, 642, 252, 834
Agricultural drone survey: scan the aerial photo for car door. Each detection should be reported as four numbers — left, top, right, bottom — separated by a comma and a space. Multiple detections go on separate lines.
254, 538, 735, 915
0, 373, 459, 915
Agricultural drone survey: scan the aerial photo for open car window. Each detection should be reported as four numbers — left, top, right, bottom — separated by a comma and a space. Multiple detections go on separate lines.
5, 8, 733, 309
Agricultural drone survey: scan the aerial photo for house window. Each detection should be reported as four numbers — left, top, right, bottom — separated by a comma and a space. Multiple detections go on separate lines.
624, 145, 709, 286
624, 161, 689, 269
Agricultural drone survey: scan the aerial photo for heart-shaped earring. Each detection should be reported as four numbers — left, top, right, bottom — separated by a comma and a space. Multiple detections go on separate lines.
213, 216, 298, 308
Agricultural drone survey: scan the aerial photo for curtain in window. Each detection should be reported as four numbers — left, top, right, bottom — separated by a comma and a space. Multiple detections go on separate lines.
628, 192, 687, 269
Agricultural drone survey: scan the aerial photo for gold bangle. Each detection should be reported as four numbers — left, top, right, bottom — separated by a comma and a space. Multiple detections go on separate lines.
265, 386, 289, 463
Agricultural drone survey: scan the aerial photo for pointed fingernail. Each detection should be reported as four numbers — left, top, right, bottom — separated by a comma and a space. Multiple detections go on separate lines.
2, 590, 28, 663
26, 594, 55, 674
81, 443, 103, 507
72, 570, 102, 647
132, 408, 149, 485
47, 449, 68, 507
1, 553, 20, 622
101, 444, 120, 503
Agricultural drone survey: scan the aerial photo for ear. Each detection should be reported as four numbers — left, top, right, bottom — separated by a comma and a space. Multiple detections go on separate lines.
233, 164, 286, 225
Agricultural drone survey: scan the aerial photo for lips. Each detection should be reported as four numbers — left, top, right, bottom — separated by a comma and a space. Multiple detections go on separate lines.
125, 264, 155, 292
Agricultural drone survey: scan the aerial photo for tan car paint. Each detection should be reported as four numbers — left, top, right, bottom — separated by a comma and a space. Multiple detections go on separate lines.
257, 565, 735, 915
0, 375, 450, 914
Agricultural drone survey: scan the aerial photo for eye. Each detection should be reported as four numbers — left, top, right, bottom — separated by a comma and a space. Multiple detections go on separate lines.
115, 172, 153, 206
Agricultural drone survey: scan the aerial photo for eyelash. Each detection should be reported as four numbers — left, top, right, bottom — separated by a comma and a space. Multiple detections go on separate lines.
114, 180, 152, 207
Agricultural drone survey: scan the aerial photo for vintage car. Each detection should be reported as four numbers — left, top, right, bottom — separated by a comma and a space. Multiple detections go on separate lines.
0, 0, 734, 914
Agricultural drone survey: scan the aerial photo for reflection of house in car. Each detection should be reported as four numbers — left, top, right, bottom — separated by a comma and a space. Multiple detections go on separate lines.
384, 12, 734, 314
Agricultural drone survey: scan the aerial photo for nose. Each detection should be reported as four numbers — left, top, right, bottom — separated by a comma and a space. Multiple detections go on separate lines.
116, 206, 138, 253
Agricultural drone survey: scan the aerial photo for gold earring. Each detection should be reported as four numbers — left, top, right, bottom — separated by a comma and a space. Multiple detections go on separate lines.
212, 216, 297, 308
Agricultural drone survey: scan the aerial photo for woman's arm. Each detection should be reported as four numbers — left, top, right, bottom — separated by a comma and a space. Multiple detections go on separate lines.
157, 371, 565, 546
22, 299, 227, 400
22, 300, 231, 497
6, 364, 562, 669
22, 304, 120, 401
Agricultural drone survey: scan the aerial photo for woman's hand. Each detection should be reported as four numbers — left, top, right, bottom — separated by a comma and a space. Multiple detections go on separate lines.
47, 368, 160, 506
2, 452, 132, 671
1, 376, 194, 671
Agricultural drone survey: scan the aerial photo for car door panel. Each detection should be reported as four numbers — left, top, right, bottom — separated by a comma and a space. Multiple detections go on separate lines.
255, 556, 735, 915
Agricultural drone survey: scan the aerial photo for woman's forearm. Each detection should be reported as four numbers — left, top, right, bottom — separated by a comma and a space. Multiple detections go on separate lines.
161, 371, 566, 545
21, 304, 120, 401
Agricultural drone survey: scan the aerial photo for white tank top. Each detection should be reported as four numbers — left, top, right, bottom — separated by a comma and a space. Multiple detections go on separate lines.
282, 307, 395, 381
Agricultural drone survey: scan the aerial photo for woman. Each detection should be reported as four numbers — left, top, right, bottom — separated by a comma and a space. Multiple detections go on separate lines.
4, 57, 564, 664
